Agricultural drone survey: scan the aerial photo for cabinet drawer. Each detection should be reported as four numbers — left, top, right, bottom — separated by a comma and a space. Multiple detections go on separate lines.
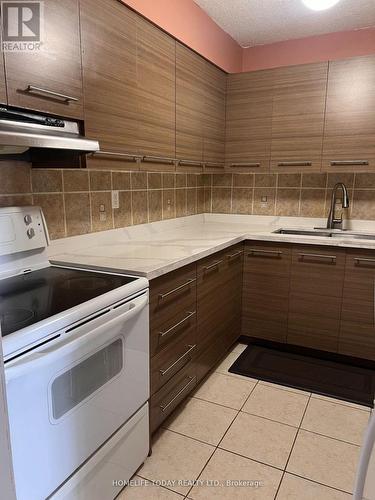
151, 329, 197, 395
150, 264, 197, 329
150, 305, 196, 357
150, 362, 197, 433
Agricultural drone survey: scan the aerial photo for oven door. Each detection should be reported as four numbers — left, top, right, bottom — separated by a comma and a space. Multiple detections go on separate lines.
5, 290, 149, 500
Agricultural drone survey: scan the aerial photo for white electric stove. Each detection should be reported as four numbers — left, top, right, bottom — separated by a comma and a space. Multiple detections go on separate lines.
0, 206, 150, 500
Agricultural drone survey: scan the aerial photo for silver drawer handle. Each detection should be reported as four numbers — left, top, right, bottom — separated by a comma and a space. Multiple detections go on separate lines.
354, 257, 375, 265
159, 311, 196, 339
205, 162, 225, 168
248, 249, 282, 257
227, 250, 243, 260
159, 344, 197, 377
278, 161, 312, 167
178, 159, 204, 167
299, 253, 336, 262
158, 278, 196, 301
160, 376, 196, 412
229, 162, 261, 168
143, 155, 177, 165
92, 150, 143, 161
203, 260, 223, 272
330, 160, 369, 166
26, 85, 79, 102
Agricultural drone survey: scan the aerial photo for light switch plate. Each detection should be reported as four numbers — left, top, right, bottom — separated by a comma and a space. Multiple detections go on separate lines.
112, 190, 120, 209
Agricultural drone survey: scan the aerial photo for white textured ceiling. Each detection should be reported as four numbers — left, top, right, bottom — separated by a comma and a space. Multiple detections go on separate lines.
194, 0, 375, 47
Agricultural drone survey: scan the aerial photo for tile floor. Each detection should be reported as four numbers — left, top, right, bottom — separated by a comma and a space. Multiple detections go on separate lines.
119, 343, 372, 499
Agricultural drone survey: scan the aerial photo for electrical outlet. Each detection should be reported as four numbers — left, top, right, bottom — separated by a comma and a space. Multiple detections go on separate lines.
111, 190, 120, 209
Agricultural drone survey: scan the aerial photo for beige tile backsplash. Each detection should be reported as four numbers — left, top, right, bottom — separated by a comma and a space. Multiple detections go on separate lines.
1, 162, 375, 240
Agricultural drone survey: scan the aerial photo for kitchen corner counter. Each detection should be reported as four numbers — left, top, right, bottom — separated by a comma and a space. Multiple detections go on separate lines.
48, 214, 375, 280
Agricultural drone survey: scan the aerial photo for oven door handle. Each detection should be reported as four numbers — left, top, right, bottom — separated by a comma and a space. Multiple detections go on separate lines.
5, 292, 148, 381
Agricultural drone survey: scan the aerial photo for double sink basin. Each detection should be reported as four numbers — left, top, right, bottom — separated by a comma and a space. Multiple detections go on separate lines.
273, 228, 375, 240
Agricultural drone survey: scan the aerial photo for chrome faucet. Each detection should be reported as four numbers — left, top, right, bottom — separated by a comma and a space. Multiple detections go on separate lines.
326, 182, 350, 230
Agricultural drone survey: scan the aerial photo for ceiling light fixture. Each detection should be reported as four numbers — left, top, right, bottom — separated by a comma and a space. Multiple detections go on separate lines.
302, 0, 341, 10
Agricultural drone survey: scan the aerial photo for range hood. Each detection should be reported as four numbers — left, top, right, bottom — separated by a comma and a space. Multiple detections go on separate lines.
0, 107, 99, 154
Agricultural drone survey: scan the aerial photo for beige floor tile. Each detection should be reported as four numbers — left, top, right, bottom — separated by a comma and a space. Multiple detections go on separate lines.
193, 372, 256, 409
163, 397, 237, 446
287, 430, 360, 493
242, 384, 309, 427
301, 398, 369, 445
258, 380, 311, 397
311, 393, 372, 412
139, 429, 214, 495
231, 343, 248, 354
215, 351, 258, 382
220, 412, 298, 469
190, 448, 283, 500
276, 473, 352, 500
119, 476, 184, 499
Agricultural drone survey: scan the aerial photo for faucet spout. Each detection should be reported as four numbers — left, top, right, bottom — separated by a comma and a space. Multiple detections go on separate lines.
326, 183, 349, 230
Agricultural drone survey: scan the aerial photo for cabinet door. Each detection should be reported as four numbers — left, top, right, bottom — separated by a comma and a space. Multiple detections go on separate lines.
322, 55, 375, 172
202, 61, 226, 168
339, 250, 375, 360
136, 18, 175, 160
80, 0, 138, 169
225, 70, 273, 173
5, 0, 83, 118
242, 242, 291, 343
288, 246, 345, 352
176, 44, 205, 164
270, 62, 328, 172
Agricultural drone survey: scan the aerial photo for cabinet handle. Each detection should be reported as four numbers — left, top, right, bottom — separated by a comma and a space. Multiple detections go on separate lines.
229, 162, 261, 168
203, 260, 223, 272
92, 150, 143, 162
159, 344, 197, 377
354, 257, 375, 266
248, 249, 282, 257
299, 253, 336, 262
159, 311, 196, 339
158, 278, 196, 301
330, 160, 369, 166
143, 155, 177, 165
25, 85, 79, 102
177, 159, 204, 167
159, 376, 196, 412
277, 161, 312, 167
227, 250, 243, 260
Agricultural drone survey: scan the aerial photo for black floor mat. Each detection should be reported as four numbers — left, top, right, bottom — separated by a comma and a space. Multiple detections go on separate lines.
229, 341, 375, 407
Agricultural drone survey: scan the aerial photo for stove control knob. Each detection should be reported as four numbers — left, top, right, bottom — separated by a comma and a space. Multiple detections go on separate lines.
27, 227, 35, 239
24, 214, 32, 225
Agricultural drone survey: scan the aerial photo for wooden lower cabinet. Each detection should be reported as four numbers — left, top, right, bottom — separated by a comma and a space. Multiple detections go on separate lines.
242, 241, 291, 342
288, 246, 346, 352
149, 244, 242, 432
339, 250, 375, 360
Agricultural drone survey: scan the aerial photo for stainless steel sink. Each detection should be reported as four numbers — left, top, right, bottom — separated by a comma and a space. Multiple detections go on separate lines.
273, 228, 375, 240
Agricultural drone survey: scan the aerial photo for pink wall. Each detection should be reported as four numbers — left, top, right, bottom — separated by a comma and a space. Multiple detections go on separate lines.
122, 0, 242, 73
242, 28, 375, 72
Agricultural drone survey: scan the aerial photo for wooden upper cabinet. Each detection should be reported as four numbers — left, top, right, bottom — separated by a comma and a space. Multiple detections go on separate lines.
323, 55, 375, 172
176, 44, 205, 165
202, 61, 226, 168
270, 62, 328, 172
5, 0, 83, 118
136, 18, 176, 161
80, 0, 138, 168
225, 69, 273, 173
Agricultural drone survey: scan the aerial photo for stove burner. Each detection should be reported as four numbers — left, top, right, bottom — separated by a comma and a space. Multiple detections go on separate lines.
59, 276, 111, 290
2, 308, 35, 327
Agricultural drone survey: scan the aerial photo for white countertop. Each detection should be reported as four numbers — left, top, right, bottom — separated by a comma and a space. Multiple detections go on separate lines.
48, 214, 375, 280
